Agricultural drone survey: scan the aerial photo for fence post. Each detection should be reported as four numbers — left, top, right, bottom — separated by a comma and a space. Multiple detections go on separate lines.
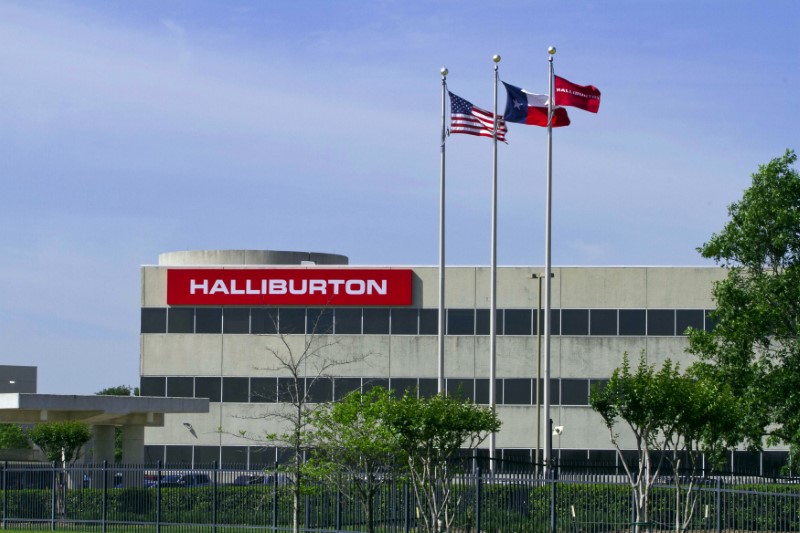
212, 460, 218, 533
715, 476, 721, 533
156, 459, 162, 533
549, 461, 557, 533
272, 462, 279, 533
403, 480, 410, 533
474, 466, 482, 533
334, 478, 341, 532
2, 461, 7, 529
51, 461, 56, 531
102, 460, 108, 533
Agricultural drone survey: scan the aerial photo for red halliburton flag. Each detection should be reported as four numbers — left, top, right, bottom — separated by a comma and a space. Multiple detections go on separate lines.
554, 75, 601, 113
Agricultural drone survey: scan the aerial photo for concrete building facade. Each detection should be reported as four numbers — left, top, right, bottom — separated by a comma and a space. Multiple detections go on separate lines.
138, 250, 787, 474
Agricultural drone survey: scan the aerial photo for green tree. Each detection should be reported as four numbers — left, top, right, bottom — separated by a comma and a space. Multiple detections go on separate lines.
95, 384, 138, 462
28, 421, 92, 465
383, 392, 501, 533
590, 353, 743, 533
306, 387, 403, 533
0, 423, 31, 449
688, 149, 800, 459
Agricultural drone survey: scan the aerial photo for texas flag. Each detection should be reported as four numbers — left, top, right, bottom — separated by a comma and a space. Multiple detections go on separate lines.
502, 82, 570, 127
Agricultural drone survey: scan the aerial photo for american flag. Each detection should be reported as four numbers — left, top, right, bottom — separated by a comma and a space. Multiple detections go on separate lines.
449, 91, 507, 141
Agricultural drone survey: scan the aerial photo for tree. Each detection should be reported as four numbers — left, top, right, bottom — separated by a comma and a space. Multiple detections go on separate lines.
27, 421, 92, 465
688, 149, 800, 457
382, 392, 501, 533
590, 353, 743, 533
234, 309, 371, 533
95, 384, 138, 462
306, 387, 403, 533
0, 423, 31, 449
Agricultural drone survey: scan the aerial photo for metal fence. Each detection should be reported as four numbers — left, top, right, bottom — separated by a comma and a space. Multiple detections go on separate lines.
2, 460, 799, 532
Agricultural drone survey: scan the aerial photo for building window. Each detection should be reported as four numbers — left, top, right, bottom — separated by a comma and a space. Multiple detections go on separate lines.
560, 379, 589, 405
647, 309, 675, 336
334, 308, 362, 334
195, 377, 221, 402
195, 308, 222, 334
590, 309, 617, 336
503, 379, 532, 405
223, 308, 250, 334
418, 378, 438, 398
561, 309, 589, 336
140, 376, 166, 397
222, 377, 249, 403
279, 308, 306, 334
167, 377, 193, 398
307, 308, 333, 335
391, 309, 418, 335
446, 378, 475, 402
447, 309, 475, 335
619, 309, 646, 336
333, 377, 361, 400
475, 309, 503, 336
390, 378, 418, 398
167, 308, 194, 333
250, 377, 277, 403
419, 309, 439, 335
141, 308, 167, 334
305, 377, 333, 403
537, 309, 560, 335
363, 308, 390, 334
504, 309, 532, 335
676, 309, 704, 335
251, 308, 278, 334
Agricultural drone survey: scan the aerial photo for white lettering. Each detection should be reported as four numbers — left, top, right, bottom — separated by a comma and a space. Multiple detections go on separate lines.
367, 280, 387, 295
309, 280, 326, 294
230, 279, 245, 295
346, 280, 366, 295
269, 279, 287, 294
190, 279, 208, 295
245, 279, 260, 295
209, 280, 229, 295
289, 279, 308, 294
327, 279, 345, 294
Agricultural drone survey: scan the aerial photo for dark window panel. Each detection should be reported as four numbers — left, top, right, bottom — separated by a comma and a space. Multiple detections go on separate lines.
167, 377, 193, 398
446, 378, 475, 402
194, 446, 220, 467
144, 445, 165, 464
537, 309, 560, 335
504, 309, 532, 336
447, 309, 475, 335
363, 378, 389, 392
391, 309, 418, 335
250, 377, 277, 403
590, 309, 617, 336
141, 308, 167, 334
475, 379, 503, 405
334, 378, 361, 400
704, 310, 717, 332
560, 379, 589, 405
249, 446, 277, 468
762, 451, 790, 477
419, 309, 439, 335
195, 308, 222, 334
503, 449, 532, 465
733, 451, 761, 475
589, 449, 618, 465
536, 379, 560, 404
165, 445, 193, 467
307, 308, 333, 335
334, 308, 362, 334
276, 448, 293, 464
279, 308, 306, 334
503, 378, 532, 405
278, 377, 300, 403
140, 376, 166, 397
195, 377, 221, 402
168, 308, 194, 333
619, 309, 646, 336
676, 309, 704, 336
363, 308, 390, 334
648, 309, 675, 336
476, 309, 503, 336
223, 308, 250, 334
589, 379, 609, 398
305, 377, 333, 403
222, 377, 249, 403
558, 449, 589, 465
221, 446, 248, 469
561, 309, 589, 336
251, 308, 278, 334
418, 378, 438, 398
390, 378, 418, 398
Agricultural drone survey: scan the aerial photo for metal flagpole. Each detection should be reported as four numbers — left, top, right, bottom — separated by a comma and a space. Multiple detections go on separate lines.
489, 54, 501, 467
542, 46, 556, 475
438, 67, 449, 395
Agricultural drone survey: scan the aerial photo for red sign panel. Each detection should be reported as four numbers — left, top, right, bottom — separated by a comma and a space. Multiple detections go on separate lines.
167, 268, 413, 306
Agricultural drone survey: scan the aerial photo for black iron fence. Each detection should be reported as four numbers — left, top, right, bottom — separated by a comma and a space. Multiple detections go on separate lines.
1, 460, 799, 532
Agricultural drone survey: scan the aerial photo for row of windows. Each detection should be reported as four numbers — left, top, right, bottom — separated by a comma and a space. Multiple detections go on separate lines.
140, 376, 607, 406
142, 307, 715, 337
143, 445, 790, 477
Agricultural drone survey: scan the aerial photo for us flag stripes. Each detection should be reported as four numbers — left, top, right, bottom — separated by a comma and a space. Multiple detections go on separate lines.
448, 92, 507, 141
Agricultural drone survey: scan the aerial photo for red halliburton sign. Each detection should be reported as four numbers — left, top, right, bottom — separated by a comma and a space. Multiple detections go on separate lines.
166, 268, 413, 306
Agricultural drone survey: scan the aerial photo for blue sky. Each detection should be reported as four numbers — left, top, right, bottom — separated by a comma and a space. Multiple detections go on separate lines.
1, 1, 797, 394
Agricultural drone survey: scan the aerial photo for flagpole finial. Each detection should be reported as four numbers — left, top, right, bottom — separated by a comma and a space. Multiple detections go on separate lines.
548, 46, 556, 55
440, 67, 448, 77
492, 54, 501, 63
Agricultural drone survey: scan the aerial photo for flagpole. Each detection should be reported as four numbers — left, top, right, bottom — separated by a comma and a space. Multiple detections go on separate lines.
438, 67, 448, 395
489, 54, 501, 468
542, 46, 556, 476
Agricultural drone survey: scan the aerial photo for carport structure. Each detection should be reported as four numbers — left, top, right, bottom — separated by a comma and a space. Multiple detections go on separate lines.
0, 393, 208, 463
